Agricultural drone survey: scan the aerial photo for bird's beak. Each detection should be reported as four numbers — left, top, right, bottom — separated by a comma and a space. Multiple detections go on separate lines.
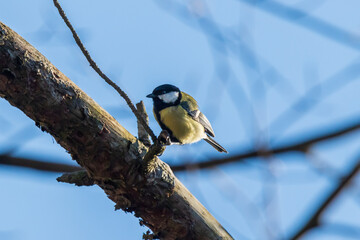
146, 93, 155, 98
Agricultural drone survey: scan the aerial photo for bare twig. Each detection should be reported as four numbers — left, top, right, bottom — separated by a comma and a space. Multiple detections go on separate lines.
136, 101, 151, 147
171, 119, 360, 171
52, 0, 157, 143
289, 156, 360, 240
0, 154, 82, 172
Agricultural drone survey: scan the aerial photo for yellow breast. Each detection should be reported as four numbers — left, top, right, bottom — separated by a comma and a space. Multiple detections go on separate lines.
159, 105, 205, 144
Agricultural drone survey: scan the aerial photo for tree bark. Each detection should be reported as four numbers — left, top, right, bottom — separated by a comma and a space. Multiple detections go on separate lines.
0, 21, 233, 239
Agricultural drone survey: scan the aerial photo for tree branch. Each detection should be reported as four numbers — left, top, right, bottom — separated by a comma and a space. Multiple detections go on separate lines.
0, 154, 82, 172
171, 119, 360, 171
289, 156, 360, 240
0, 21, 232, 239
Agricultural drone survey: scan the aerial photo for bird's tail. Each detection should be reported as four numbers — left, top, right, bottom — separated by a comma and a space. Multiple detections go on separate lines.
204, 135, 228, 153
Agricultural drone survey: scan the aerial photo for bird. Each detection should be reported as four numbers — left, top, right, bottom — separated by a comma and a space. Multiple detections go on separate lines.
146, 84, 227, 153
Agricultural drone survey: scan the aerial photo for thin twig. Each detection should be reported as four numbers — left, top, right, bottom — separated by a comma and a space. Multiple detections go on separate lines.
52, 0, 157, 143
171, 119, 360, 171
0, 154, 82, 172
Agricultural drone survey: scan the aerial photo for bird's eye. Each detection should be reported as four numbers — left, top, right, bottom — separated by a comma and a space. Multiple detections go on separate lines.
162, 91, 166, 94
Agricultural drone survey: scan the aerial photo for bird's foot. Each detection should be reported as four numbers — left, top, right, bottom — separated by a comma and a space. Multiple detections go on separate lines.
158, 130, 172, 146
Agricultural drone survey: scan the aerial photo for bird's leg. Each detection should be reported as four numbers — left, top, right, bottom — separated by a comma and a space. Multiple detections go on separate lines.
158, 130, 172, 146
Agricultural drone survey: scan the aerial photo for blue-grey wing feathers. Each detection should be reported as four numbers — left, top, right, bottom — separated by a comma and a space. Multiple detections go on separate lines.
190, 110, 215, 137
180, 101, 227, 153
180, 101, 215, 137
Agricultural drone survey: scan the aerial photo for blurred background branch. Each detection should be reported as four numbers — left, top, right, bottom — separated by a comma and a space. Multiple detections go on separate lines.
290, 154, 360, 239
172, 118, 360, 171
2, 118, 359, 173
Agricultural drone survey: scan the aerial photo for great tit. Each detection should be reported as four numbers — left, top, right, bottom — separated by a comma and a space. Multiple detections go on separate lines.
147, 84, 227, 153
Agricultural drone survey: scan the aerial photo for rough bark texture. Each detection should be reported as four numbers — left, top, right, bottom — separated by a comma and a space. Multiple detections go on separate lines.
0, 21, 233, 239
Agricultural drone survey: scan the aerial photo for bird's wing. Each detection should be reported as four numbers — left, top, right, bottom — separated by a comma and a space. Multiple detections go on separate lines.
180, 101, 215, 137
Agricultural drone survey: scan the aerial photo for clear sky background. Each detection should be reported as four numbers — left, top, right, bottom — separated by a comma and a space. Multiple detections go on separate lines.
1, 0, 360, 239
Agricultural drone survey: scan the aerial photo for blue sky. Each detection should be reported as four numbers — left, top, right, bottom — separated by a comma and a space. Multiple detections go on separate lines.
1, 0, 360, 239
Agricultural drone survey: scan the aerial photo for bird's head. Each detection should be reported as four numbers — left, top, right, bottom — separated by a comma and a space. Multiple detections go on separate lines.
147, 84, 181, 105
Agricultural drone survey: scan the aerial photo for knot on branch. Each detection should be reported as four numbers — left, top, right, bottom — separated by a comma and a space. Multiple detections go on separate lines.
141, 142, 166, 174
57, 170, 94, 186
142, 157, 175, 202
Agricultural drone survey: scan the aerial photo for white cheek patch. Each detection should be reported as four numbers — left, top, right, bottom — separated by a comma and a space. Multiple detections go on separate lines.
158, 91, 179, 103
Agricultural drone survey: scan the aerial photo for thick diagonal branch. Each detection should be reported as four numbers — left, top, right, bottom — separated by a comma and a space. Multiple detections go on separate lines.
0, 21, 232, 240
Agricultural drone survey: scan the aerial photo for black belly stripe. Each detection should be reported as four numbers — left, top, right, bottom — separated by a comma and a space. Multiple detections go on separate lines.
154, 108, 181, 143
